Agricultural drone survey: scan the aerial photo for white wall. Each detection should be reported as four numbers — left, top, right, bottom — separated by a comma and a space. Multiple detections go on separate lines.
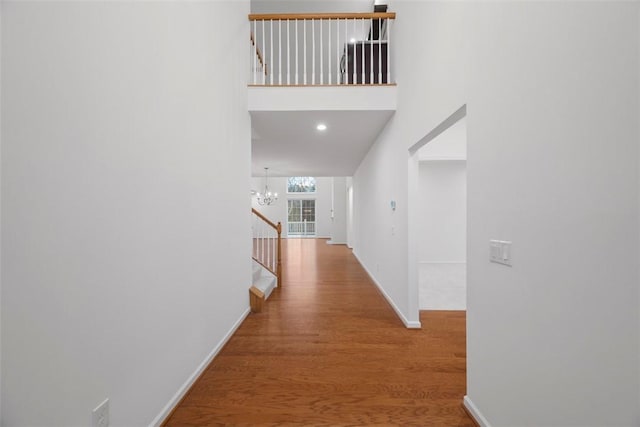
417, 160, 466, 311
417, 161, 466, 263
329, 177, 347, 244
251, 176, 334, 238
466, 3, 639, 425
1, 2, 251, 426
353, 1, 468, 327
353, 0, 640, 425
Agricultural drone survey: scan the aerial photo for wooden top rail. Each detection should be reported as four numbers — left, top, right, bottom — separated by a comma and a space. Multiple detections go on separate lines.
252, 208, 279, 231
249, 12, 396, 21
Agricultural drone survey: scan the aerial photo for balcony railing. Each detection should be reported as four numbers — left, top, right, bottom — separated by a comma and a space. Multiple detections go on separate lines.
249, 12, 396, 86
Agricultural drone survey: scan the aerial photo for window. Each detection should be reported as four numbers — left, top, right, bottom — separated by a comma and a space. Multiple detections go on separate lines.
287, 199, 316, 236
287, 177, 316, 193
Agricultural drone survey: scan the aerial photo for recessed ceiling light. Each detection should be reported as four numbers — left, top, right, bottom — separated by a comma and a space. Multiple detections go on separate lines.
316, 123, 327, 131
350, 38, 356, 43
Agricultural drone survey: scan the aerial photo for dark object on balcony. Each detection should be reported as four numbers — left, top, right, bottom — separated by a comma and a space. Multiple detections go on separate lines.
343, 42, 388, 84
369, 4, 388, 40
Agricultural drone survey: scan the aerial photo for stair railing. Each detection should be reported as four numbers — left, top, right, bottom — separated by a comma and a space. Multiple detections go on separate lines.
248, 12, 396, 86
251, 208, 282, 287
250, 32, 268, 82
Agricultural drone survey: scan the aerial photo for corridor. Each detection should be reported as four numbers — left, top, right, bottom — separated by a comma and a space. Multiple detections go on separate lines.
165, 239, 472, 426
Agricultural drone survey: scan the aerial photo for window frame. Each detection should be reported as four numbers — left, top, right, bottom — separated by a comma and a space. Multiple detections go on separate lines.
286, 177, 317, 194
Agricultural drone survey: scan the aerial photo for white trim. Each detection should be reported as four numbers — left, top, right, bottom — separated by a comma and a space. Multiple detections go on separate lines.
463, 396, 492, 427
408, 104, 467, 155
353, 251, 421, 329
149, 308, 251, 427
418, 261, 466, 265
418, 156, 466, 162
326, 240, 347, 245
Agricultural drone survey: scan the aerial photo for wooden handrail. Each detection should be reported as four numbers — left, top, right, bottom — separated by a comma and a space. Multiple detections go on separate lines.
249, 12, 396, 21
249, 32, 268, 76
251, 208, 282, 288
252, 208, 278, 230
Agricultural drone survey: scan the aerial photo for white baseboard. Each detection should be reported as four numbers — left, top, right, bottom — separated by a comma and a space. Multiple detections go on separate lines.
352, 251, 421, 329
149, 307, 251, 427
326, 240, 347, 245
463, 396, 492, 427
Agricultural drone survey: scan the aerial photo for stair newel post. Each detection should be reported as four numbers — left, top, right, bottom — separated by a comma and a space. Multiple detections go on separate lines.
276, 221, 282, 287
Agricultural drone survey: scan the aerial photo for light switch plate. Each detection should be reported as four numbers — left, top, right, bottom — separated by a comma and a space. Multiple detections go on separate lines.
490, 240, 512, 266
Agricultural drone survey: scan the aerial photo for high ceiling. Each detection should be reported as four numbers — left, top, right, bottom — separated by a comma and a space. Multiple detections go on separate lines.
250, 0, 389, 178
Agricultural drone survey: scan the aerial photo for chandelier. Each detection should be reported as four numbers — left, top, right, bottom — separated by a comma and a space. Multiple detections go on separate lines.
256, 167, 278, 206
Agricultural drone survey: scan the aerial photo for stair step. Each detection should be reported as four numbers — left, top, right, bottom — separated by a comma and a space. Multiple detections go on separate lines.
254, 275, 276, 299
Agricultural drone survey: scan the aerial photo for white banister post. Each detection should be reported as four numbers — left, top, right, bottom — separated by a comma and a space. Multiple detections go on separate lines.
304, 19, 307, 85
295, 19, 299, 84
270, 19, 273, 85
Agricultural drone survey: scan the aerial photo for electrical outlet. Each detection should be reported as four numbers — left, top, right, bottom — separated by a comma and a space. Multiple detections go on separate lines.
92, 398, 109, 427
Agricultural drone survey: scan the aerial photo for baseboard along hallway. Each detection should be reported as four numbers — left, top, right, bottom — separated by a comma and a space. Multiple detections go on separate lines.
163, 238, 473, 426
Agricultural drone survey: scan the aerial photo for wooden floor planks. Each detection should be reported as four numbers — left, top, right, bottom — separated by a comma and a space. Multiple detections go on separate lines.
164, 238, 473, 426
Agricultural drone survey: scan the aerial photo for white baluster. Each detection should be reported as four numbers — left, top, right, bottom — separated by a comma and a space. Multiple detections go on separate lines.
287, 19, 290, 85
328, 19, 331, 85
361, 18, 365, 85
278, 19, 282, 85
304, 19, 307, 85
344, 18, 348, 84
253, 21, 257, 84
320, 19, 323, 85
387, 18, 391, 83
312, 19, 315, 84
378, 17, 382, 84
370, 18, 374, 84
337, 19, 341, 84
270, 19, 273, 85
261, 20, 266, 84
352, 18, 356, 85
295, 19, 299, 84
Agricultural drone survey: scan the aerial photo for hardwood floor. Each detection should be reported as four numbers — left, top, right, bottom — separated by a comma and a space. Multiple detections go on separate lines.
164, 238, 473, 426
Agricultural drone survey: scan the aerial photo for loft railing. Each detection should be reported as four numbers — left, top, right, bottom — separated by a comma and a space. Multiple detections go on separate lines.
251, 208, 282, 287
248, 12, 396, 86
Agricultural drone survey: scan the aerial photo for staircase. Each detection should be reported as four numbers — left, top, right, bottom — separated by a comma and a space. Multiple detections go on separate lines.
250, 208, 282, 312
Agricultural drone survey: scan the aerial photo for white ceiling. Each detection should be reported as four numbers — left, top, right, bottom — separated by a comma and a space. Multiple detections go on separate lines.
251, 110, 394, 177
